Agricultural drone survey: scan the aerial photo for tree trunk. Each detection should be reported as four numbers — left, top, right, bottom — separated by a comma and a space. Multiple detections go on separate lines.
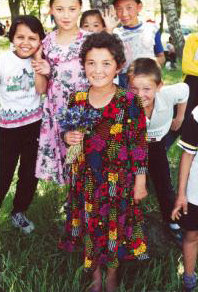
161, 0, 184, 59
159, 0, 164, 34
8, 0, 21, 21
175, 0, 181, 18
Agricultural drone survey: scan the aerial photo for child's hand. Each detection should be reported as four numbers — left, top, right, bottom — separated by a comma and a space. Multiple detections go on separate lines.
33, 44, 43, 61
133, 174, 148, 204
32, 59, 51, 76
171, 194, 188, 221
101, 5, 120, 34
171, 117, 184, 131
64, 131, 84, 146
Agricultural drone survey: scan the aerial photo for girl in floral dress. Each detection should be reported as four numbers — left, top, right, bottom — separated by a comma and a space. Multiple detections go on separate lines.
35, 0, 89, 184
61, 32, 148, 292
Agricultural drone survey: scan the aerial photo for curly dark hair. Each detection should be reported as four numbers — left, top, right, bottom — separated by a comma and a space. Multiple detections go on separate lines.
80, 31, 126, 69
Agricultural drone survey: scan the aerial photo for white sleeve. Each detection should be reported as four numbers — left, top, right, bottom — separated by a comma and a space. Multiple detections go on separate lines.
164, 83, 189, 105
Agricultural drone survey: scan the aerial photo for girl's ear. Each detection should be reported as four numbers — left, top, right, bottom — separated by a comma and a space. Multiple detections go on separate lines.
157, 81, 163, 92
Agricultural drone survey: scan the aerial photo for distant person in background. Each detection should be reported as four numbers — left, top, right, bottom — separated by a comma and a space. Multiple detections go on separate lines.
182, 32, 198, 125
4, 20, 10, 37
165, 36, 177, 70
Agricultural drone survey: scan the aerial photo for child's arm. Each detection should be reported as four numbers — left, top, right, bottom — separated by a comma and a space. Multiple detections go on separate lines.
171, 101, 187, 131
171, 151, 194, 220
156, 53, 165, 66
134, 174, 147, 204
32, 45, 50, 94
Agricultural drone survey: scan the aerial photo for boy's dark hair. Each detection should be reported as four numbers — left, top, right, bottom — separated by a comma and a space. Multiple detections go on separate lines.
80, 9, 105, 28
80, 31, 126, 69
113, 0, 142, 5
49, 0, 82, 6
9, 15, 45, 42
127, 58, 162, 85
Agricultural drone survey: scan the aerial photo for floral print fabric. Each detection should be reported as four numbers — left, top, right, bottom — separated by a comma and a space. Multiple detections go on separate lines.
36, 30, 89, 184
60, 87, 149, 271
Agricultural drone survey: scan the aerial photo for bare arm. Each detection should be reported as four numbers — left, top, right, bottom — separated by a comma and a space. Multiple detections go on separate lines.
171, 102, 187, 131
32, 45, 49, 94
171, 151, 194, 220
156, 52, 165, 66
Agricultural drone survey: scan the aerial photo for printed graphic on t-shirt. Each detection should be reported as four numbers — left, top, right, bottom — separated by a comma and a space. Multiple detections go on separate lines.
7, 69, 34, 92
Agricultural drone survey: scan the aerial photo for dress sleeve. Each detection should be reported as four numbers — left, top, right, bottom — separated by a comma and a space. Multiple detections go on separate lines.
126, 92, 148, 175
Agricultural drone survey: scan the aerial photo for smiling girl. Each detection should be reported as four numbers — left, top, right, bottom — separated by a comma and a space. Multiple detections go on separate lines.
60, 32, 148, 292
0, 15, 48, 233
35, 0, 89, 184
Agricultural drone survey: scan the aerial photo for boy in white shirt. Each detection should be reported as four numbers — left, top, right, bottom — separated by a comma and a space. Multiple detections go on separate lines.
128, 58, 189, 237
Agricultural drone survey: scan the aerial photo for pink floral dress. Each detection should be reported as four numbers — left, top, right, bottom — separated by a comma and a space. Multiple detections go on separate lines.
36, 29, 89, 184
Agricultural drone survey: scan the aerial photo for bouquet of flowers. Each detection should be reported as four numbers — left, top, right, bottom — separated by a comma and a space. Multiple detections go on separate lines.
58, 105, 101, 164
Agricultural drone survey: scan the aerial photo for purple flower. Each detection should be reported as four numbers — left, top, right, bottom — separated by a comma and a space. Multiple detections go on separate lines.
118, 146, 128, 160
132, 147, 146, 160
99, 204, 109, 216
90, 134, 106, 152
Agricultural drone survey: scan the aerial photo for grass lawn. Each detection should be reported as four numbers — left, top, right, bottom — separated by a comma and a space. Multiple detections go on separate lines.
0, 53, 197, 291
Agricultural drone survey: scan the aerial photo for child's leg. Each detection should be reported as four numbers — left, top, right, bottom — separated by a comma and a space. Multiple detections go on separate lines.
183, 230, 198, 276
0, 127, 20, 208
148, 139, 175, 223
91, 266, 102, 292
106, 267, 117, 292
12, 121, 41, 214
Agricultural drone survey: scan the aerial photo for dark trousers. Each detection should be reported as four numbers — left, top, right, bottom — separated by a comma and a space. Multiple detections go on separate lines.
148, 138, 175, 223
0, 120, 41, 213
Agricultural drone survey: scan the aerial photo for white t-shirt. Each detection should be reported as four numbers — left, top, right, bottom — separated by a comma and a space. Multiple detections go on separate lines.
146, 83, 189, 142
178, 106, 198, 205
114, 22, 159, 73
0, 51, 42, 128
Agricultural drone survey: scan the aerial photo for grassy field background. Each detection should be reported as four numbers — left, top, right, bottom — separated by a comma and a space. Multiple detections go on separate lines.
0, 36, 197, 292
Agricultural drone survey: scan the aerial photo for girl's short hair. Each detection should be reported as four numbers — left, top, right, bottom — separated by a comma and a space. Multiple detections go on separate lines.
9, 15, 45, 42
127, 58, 162, 85
80, 9, 105, 28
113, 0, 142, 5
49, 0, 82, 6
80, 31, 126, 68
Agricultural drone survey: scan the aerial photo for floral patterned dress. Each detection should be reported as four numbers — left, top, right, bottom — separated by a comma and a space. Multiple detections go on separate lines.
36, 29, 89, 184
60, 87, 148, 271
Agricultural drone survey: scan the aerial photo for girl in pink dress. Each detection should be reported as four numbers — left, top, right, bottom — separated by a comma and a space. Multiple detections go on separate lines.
35, 0, 89, 184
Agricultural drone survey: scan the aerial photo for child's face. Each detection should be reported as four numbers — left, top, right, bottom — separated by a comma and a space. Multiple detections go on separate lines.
129, 74, 162, 109
114, 0, 142, 27
50, 0, 81, 31
85, 48, 119, 90
82, 15, 104, 33
13, 24, 41, 59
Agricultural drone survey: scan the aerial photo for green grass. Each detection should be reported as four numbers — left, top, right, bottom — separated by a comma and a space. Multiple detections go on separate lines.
0, 63, 197, 292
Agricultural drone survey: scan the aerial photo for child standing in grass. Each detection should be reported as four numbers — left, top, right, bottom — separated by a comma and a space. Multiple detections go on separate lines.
0, 15, 48, 233
172, 106, 198, 292
128, 58, 189, 239
61, 32, 148, 292
35, 0, 89, 184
